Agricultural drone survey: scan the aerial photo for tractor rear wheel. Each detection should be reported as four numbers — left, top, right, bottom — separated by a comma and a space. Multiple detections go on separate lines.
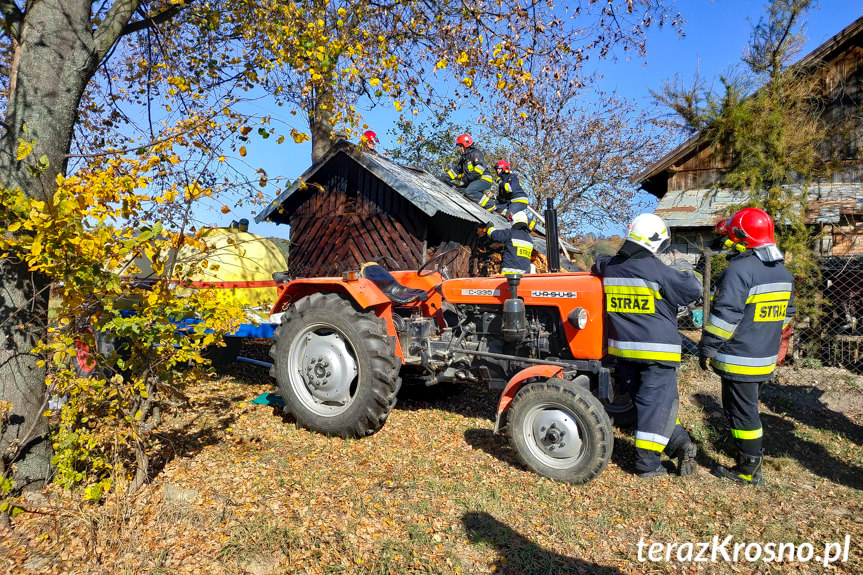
507, 377, 613, 484
270, 293, 402, 438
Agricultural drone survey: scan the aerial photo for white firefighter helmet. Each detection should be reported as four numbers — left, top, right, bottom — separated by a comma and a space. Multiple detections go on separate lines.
511, 210, 530, 228
626, 213, 670, 254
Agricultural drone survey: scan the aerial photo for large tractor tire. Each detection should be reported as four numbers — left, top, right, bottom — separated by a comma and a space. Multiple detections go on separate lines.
270, 293, 402, 438
507, 377, 613, 484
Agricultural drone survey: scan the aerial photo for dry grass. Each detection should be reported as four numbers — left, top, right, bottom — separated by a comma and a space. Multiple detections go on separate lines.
1, 348, 861, 574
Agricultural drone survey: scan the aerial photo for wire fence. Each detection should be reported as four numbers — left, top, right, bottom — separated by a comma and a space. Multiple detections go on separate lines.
794, 256, 863, 372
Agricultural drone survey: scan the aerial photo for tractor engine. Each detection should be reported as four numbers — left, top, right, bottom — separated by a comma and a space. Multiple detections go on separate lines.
393, 301, 562, 389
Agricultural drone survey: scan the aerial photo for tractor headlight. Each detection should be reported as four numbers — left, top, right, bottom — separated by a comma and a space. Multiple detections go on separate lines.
567, 307, 588, 329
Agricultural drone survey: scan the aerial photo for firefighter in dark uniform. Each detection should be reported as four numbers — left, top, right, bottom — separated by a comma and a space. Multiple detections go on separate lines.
447, 134, 497, 212
485, 211, 533, 275
493, 160, 530, 218
592, 213, 702, 477
700, 208, 795, 486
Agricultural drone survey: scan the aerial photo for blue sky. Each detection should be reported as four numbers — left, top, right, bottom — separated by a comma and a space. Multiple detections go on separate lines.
214, 1, 862, 239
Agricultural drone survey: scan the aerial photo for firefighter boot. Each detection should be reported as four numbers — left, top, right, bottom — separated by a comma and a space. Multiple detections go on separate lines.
715, 452, 764, 486
675, 441, 698, 477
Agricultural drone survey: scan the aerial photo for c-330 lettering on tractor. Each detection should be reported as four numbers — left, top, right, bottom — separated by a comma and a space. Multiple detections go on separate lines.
269, 248, 614, 484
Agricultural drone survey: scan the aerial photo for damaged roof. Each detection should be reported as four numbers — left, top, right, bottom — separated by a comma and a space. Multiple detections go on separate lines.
655, 183, 863, 228
256, 139, 546, 234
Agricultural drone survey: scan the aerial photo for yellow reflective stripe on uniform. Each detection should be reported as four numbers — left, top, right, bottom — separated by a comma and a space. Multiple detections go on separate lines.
502, 268, 526, 275
635, 439, 666, 452
747, 291, 791, 304
486, 226, 496, 236
481, 175, 494, 183
711, 361, 775, 375
479, 195, 493, 207
746, 282, 792, 304
705, 313, 737, 339
504, 182, 512, 193
635, 431, 669, 452
511, 197, 529, 204
602, 278, 663, 300
711, 352, 778, 375
608, 339, 681, 362
731, 427, 763, 440
446, 168, 458, 179
604, 285, 660, 298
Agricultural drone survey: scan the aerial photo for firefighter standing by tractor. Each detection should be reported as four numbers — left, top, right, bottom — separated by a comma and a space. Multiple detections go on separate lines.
484, 211, 534, 275
447, 134, 497, 212
493, 160, 530, 218
699, 208, 795, 486
592, 213, 701, 478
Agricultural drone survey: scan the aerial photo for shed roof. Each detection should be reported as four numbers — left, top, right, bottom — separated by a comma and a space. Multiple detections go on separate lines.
255, 139, 538, 233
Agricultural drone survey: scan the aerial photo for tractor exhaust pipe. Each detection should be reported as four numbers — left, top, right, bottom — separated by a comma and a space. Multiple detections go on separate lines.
544, 198, 561, 272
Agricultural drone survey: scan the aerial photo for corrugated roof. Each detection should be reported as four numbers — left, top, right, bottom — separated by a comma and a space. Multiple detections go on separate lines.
255, 140, 532, 232
655, 183, 863, 228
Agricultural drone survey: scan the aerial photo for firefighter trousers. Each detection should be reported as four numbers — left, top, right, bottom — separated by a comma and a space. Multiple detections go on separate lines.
617, 361, 691, 473
721, 378, 763, 457
462, 179, 495, 211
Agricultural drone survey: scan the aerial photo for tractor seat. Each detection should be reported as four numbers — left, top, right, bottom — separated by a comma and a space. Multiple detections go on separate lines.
360, 263, 429, 305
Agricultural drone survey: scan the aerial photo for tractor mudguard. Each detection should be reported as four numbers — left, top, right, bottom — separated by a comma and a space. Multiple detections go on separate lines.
271, 278, 404, 361
493, 364, 564, 434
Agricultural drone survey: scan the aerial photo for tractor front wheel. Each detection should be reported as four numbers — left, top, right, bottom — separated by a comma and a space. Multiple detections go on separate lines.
270, 293, 402, 438
508, 377, 613, 484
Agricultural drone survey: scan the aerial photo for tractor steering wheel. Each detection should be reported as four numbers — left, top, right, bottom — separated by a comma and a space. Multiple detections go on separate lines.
417, 248, 460, 277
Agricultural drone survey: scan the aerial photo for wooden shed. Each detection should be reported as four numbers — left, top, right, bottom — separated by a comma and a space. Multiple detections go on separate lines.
255, 140, 562, 278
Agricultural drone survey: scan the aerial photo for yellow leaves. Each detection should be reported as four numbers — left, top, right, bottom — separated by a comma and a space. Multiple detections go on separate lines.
496, 80, 506, 90
239, 146, 247, 157
369, 78, 380, 86
290, 129, 310, 143
221, 205, 231, 214
239, 126, 252, 136
462, 77, 473, 88
393, 100, 402, 112
456, 52, 469, 65
16, 139, 33, 161
436, 59, 447, 69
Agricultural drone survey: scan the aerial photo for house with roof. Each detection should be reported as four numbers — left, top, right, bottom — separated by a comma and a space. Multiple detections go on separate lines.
633, 16, 863, 369
635, 15, 862, 259
255, 140, 575, 279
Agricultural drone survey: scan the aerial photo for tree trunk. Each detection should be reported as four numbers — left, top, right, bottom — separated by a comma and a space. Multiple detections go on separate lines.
0, 1, 127, 490
310, 87, 336, 163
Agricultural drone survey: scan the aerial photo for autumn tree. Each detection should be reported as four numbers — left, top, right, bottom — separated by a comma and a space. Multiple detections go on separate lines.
235, 0, 683, 162
0, 0, 683, 503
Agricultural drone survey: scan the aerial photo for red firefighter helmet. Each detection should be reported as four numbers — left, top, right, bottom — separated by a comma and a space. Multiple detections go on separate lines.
363, 130, 379, 144
456, 134, 473, 148
494, 160, 511, 172
727, 207, 775, 247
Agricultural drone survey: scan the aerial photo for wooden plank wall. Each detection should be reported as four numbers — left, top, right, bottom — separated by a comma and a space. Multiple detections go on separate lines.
288, 157, 428, 278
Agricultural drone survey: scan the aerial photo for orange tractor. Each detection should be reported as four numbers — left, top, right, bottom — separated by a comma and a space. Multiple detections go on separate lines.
267, 236, 619, 484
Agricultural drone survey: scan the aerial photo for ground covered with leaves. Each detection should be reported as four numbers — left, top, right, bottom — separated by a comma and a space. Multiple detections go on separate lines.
1, 345, 861, 574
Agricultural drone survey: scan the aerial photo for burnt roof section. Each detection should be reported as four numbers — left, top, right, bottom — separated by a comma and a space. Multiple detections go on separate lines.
255, 139, 543, 233
633, 15, 863, 197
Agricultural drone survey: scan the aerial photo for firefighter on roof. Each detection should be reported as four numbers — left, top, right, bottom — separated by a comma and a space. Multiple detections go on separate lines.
485, 211, 534, 275
700, 207, 795, 486
493, 160, 530, 218
592, 213, 702, 478
447, 134, 496, 212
